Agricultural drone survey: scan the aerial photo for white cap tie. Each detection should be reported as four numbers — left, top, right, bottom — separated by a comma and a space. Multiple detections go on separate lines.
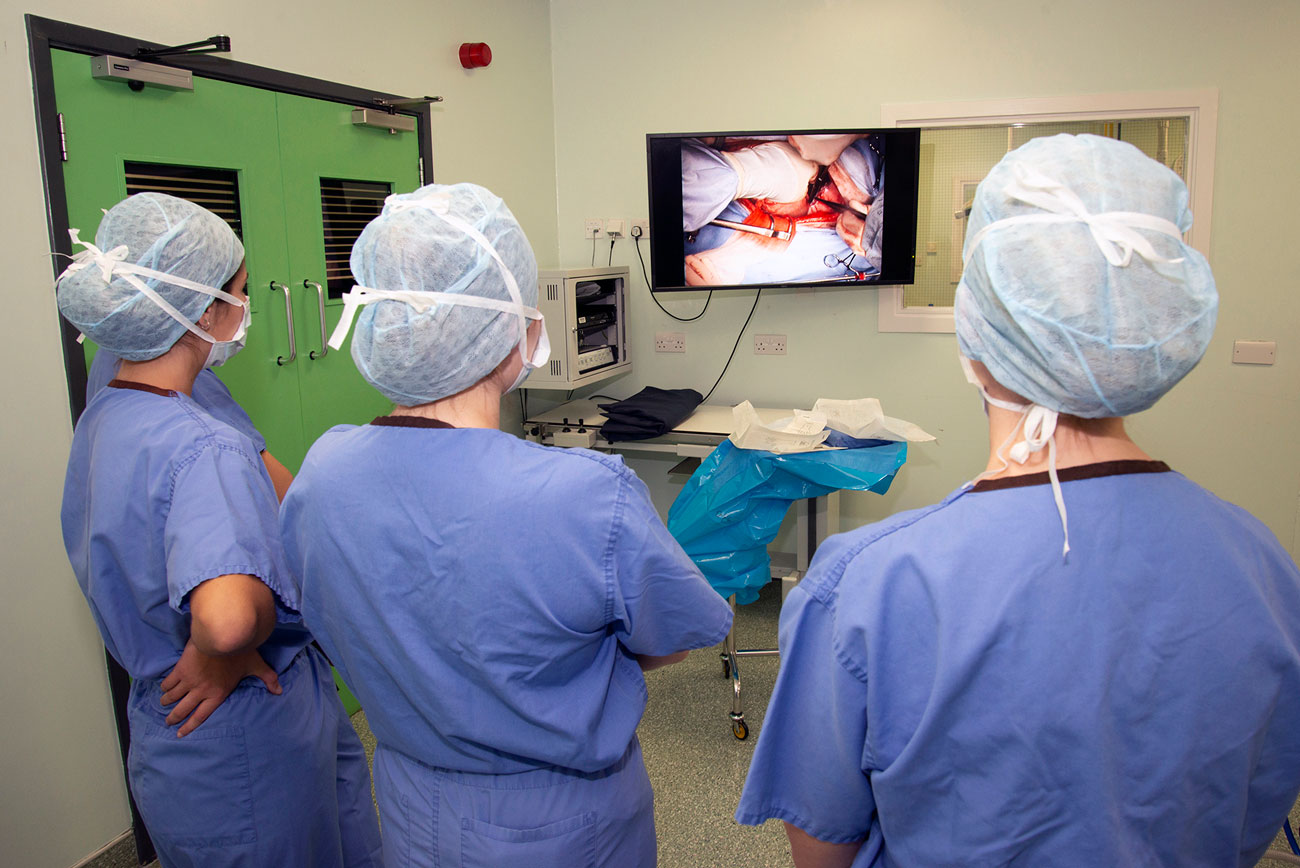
964, 163, 1186, 271
327, 203, 539, 357
59, 228, 243, 347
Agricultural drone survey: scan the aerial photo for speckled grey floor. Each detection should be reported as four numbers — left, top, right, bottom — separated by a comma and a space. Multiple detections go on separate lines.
85, 581, 1300, 867
638, 584, 789, 868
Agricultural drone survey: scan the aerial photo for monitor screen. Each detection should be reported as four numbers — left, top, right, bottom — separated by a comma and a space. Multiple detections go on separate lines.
646, 129, 920, 291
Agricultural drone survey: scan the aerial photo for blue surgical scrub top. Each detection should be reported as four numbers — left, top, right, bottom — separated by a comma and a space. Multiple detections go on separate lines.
737, 461, 1300, 867
86, 349, 266, 453
280, 417, 733, 775
62, 381, 307, 680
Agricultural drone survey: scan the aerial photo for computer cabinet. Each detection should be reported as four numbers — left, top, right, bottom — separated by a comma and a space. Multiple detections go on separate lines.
524, 266, 631, 390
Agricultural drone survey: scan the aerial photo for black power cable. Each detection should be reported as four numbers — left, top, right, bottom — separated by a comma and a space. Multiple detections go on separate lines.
701, 289, 761, 403
634, 235, 711, 323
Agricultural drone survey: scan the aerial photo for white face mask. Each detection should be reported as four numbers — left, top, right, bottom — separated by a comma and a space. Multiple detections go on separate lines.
960, 355, 1029, 415
505, 318, 550, 393
204, 299, 250, 368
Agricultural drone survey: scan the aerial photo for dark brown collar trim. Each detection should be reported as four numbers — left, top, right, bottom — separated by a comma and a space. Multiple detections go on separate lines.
107, 379, 176, 398
370, 415, 457, 430
971, 459, 1171, 492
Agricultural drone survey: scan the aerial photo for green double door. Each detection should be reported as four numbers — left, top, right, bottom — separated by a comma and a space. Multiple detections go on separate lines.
53, 48, 422, 470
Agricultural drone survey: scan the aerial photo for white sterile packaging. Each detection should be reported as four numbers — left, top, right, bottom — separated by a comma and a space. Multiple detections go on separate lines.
729, 401, 830, 453
812, 397, 936, 442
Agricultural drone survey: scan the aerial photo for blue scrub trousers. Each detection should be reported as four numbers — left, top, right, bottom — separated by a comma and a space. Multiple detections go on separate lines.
373, 737, 656, 868
127, 647, 382, 867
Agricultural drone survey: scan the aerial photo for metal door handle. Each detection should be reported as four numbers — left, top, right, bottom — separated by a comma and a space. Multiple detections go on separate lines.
270, 281, 296, 365
305, 280, 328, 359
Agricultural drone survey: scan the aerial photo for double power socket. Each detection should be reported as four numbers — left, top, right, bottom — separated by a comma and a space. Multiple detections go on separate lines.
585, 218, 650, 240
654, 332, 788, 355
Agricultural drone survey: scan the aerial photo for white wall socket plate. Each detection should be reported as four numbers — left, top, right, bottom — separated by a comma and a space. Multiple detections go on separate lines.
754, 334, 787, 355
630, 219, 650, 239
654, 331, 686, 353
583, 218, 603, 239
1232, 340, 1276, 365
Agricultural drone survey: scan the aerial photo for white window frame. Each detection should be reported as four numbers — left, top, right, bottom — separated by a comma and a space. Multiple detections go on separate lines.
877, 89, 1219, 333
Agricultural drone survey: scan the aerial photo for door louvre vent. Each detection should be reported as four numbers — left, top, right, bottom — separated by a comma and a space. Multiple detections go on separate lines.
549, 359, 562, 376
124, 162, 243, 239
321, 178, 391, 297
546, 282, 560, 302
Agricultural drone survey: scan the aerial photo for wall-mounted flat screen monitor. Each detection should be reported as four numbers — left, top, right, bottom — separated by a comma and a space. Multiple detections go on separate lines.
646, 129, 920, 291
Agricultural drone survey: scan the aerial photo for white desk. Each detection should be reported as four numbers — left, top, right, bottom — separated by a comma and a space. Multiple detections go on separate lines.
523, 398, 800, 457
523, 398, 838, 582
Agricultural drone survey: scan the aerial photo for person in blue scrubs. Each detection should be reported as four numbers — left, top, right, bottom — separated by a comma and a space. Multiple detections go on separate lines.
736, 134, 1300, 867
85, 349, 293, 500
57, 193, 381, 867
279, 183, 733, 868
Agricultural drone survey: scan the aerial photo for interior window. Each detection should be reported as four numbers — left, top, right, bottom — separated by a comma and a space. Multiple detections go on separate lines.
906, 117, 1189, 310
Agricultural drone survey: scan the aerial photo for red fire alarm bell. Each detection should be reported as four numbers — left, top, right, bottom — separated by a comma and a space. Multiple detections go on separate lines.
459, 43, 492, 69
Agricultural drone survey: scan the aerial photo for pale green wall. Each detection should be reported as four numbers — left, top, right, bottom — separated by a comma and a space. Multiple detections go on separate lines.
6, 1, 1300, 864
1, 2, 557, 865
547, 0, 1300, 553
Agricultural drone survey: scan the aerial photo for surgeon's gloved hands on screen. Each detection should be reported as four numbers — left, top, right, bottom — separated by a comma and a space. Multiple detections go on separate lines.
788, 134, 864, 166
829, 157, 871, 209
834, 194, 885, 270
835, 205, 869, 257
723, 141, 818, 205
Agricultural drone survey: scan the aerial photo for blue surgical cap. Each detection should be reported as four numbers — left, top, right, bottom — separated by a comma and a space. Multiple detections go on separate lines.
955, 134, 1217, 418
348, 183, 538, 406
56, 193, 245, 361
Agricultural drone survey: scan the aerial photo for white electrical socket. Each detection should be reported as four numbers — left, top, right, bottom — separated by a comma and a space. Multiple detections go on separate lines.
753, 334, 787, 355
630, 219, 650, 240
583, 219, 603, 239
605, 218, 625, 237
654, 331, 686, 353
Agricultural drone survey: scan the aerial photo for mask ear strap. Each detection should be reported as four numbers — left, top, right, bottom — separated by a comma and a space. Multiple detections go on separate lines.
328, 287, 542, 351
961, 354, 1071, 557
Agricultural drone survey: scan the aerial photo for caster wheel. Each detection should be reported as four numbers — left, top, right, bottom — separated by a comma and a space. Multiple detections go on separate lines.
731, 718, 749, 740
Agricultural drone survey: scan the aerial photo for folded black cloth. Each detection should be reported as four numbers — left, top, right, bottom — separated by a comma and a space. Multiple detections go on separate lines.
598, 387, 704, 443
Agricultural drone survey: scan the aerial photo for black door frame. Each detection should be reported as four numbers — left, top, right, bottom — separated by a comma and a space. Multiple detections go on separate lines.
26, 15, 435, 863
